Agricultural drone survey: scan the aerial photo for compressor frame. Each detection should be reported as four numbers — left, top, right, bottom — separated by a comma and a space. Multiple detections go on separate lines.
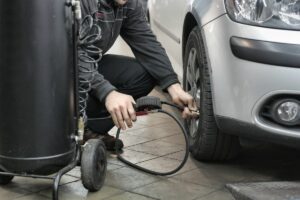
0, 148, 81, 199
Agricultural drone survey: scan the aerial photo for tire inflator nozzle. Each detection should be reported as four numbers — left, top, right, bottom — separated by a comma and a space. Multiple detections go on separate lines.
135, 96, 162, 112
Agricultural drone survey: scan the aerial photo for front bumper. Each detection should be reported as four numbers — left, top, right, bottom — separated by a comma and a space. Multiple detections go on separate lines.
201, 14, 300, 143
217, 116, 300, 148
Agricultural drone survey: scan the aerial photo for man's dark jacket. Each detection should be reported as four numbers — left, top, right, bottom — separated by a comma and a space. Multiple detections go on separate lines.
81, 0, 179, 102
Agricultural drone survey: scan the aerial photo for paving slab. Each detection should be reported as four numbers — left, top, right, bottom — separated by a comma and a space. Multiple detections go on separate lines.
160, 134, 186, 145
86, 186, 124, 200
105, 192, 157, 200
134, 114, 174, 126
39, 181, 88, 200
125, 123, 181, 139
133, 178, 214, 200
104, 167, 162, 191
109, 122, 148, 134
195, 163, 261, 183
66, 166, 81, 178
111, 133, 155, 147
165, 150, 186, 160
137, 156, 199, 176
126, 140, 184, 156
172, 168, 231, 189
117, 149, 158, 164
107, 154, 127, 167
13, 194, 50, 200
197, 189, 235, 200
107, 162, 125, 171
173, 156, 275, 187
13, 175, 78, 193
0, 185, 31, 200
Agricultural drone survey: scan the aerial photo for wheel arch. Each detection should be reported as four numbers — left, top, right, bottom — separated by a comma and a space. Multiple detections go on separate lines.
182, 13, 199, 60
146, 7, 150, 23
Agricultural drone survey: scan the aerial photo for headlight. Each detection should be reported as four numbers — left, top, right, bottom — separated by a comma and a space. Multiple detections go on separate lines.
278, 0, 300, 26
225, 0, 300, 30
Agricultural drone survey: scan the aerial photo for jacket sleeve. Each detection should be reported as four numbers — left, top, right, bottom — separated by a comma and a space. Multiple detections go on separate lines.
90, 72, 116, 103
120, 0, 180, 90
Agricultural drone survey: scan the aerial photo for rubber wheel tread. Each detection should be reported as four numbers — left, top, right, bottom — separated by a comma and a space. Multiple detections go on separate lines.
81, 139, 107, 192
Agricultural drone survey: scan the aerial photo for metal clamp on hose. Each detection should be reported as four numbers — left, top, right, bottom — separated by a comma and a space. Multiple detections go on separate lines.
115, 96, 190, 176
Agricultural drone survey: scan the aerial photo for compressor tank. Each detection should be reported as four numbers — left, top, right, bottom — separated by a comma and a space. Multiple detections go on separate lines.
0, 0, 76, 174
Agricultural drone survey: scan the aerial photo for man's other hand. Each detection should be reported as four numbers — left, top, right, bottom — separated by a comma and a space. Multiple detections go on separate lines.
105, 91, 137, 130
167, 83, 198, 119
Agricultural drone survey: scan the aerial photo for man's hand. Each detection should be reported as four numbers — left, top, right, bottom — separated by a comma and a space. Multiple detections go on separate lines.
115, 0, 128, 5
167, 83, 198, 119
105, 91, 137, 130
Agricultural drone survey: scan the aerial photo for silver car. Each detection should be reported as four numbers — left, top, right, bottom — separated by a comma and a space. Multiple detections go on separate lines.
148, 0, 300, 161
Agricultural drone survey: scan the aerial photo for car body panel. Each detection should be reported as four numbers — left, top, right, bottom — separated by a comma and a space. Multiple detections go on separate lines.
148, 0, 300, 143
191, 0, 226, 27
148, 0, 226, 78
148, 0, 188, 77
202, 14, 300, 122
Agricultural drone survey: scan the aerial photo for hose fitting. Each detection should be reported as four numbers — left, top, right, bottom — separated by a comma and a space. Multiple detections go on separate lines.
72, 0, 82, 20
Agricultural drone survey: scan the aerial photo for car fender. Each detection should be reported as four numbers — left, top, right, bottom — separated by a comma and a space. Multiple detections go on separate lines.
187, 0, 226, 27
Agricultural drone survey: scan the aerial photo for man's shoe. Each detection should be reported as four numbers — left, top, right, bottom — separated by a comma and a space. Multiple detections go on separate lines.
101, 133, 124, 151
83, 130, 99, 142
83, 130, 124, 151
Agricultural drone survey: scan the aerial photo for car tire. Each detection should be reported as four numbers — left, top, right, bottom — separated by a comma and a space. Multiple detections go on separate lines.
183, 27, 240, 161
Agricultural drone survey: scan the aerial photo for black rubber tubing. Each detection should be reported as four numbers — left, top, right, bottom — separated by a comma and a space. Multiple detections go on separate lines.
115, 109, 190, 176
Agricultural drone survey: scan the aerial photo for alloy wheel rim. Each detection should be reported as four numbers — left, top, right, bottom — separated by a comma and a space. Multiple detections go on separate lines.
185, 48, 201, 138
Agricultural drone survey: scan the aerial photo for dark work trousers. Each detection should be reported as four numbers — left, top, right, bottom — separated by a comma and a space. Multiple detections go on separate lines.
86, 54, 156, 134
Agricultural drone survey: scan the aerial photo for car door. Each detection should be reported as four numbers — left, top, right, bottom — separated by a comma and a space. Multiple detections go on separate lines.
149, 0, 189, 77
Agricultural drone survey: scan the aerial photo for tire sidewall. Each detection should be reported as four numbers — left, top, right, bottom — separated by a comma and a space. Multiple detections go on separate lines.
183, 27, 207, 150
183, 27, 240, 161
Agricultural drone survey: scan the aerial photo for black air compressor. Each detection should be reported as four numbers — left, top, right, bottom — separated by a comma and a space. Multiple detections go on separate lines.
0, 1, 107, 199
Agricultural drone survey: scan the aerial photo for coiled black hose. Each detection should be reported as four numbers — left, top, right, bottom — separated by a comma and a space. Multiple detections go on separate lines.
77, 15, 102, 123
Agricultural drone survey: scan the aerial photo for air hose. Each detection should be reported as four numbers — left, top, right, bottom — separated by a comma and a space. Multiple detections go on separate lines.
115, 96, 191, 176
73, 2, 191, 176
77, 15, 102, 123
